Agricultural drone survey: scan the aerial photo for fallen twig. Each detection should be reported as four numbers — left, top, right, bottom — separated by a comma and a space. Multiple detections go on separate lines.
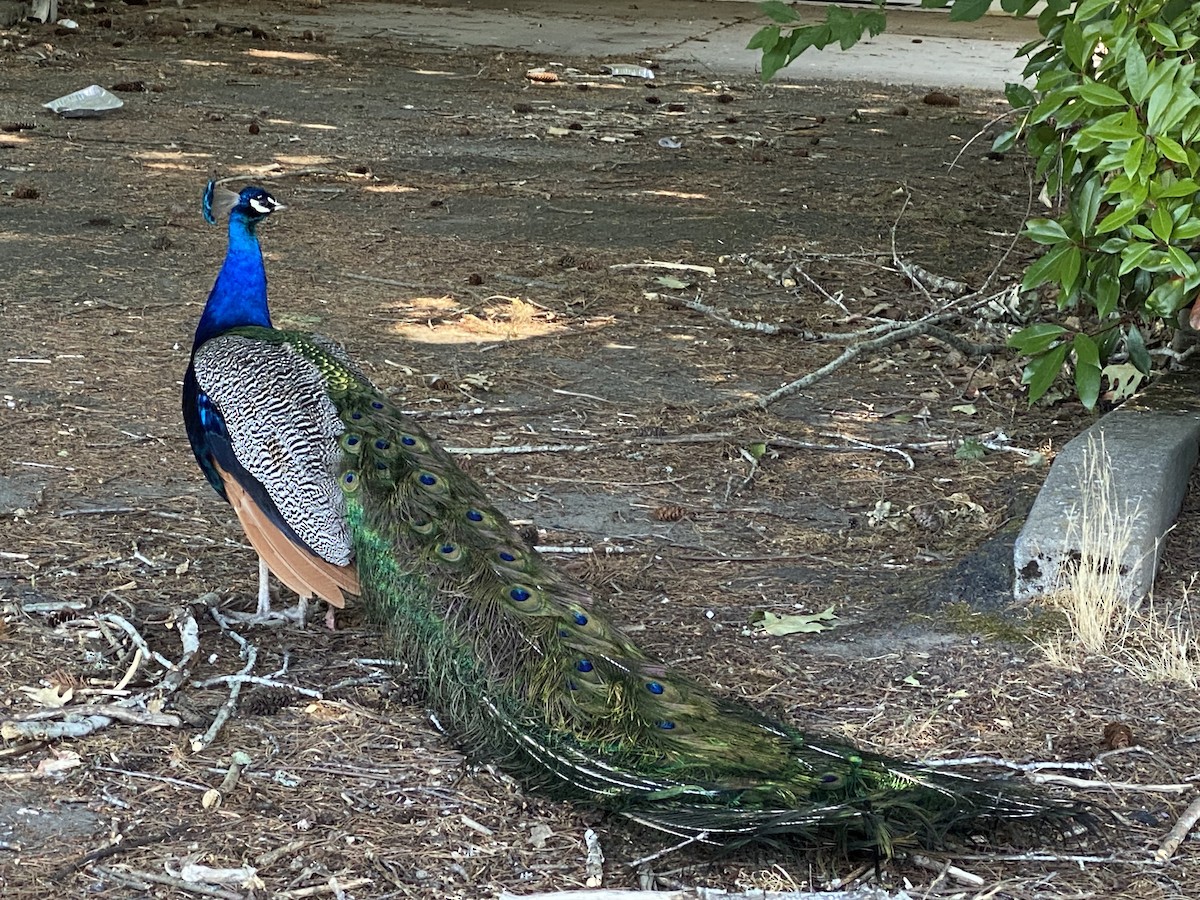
1027, 772, 1194, 794
91, 864, 245, 900
51, 826, 191, 881
908, 853, 984, 887
1154, 792, 1200, 862
609, 260, 716, 276
918, 755, 1095, 773
275, 878, 374, 898
191, 674, 323, 699
704, 318, 932, 420
191, 607, 258, 751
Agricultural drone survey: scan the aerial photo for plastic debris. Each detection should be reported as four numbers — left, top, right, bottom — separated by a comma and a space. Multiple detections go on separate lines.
601, 64, 654, 80
43, 84, 123, 118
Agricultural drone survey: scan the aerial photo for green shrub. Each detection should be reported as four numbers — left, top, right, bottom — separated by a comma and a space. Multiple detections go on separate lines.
749, 0, 1200, 408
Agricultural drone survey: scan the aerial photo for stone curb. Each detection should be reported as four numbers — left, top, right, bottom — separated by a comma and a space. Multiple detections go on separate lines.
1013, 374, 1200, 604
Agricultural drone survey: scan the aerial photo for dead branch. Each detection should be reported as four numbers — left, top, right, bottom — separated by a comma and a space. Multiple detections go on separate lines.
274, 878, 374, 898
51, 826, 192, 881
907, 853, 984, 887
895, 260, 969, 297
918, 755, 1095, 773
666, 293, 789, 334
1154, 792, 1200, 862
191, 607, 258, 752
704, 318, 931, 420
1027, 772, 1194, 794
91, 864, 245, 900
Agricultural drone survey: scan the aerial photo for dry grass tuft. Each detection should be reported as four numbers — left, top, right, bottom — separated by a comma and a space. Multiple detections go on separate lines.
1039, 436, 1200, 684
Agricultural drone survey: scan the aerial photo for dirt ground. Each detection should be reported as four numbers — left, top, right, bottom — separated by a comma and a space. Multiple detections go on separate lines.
3, 2, 1200, 898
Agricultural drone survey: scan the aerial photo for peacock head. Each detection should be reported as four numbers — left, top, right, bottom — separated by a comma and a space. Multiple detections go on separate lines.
202, 182, 286, 227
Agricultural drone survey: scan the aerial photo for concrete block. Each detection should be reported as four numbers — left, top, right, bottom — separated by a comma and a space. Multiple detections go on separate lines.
1014, 373, 1200, 603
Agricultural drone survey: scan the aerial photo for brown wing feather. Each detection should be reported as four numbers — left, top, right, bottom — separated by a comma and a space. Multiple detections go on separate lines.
214, 460, 358, 607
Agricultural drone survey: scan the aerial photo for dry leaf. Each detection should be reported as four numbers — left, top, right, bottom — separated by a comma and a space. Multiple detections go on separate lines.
755, 606, 838, 636
20, 685, 73, 708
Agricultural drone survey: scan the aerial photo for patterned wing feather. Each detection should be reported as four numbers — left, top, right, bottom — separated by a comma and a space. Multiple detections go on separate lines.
191, 329, 354, 568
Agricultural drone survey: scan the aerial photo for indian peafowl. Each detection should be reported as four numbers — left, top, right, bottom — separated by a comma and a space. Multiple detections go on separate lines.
184, 183, 1089, 855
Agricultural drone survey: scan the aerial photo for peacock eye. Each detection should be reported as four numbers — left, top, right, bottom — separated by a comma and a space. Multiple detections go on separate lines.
657, 720, 675, 730
371, 400, 384, 410
509, 586, 531, 602
573, 612, 588, 626
419, 473, 437, 486
401, 435, 417, 446
375, 439, 391, 450
467, 509, 484, 522
576, 660, 593, 673
498, 551, 516, 562
646, 681, 664, 695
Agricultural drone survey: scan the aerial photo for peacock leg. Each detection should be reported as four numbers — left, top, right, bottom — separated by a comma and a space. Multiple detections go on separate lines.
256, 556, 271, 617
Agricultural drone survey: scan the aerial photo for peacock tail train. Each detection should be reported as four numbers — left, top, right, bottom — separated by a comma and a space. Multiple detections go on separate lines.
186, 185, 1088, 856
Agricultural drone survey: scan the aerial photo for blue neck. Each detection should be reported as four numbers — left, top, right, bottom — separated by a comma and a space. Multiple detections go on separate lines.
193, 211, 272, 348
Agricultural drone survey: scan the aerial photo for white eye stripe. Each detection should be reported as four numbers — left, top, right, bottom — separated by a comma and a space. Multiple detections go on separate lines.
249, 197, 275, 214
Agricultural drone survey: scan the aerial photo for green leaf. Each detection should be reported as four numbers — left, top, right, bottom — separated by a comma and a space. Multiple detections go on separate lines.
758, 1, 800, 24
1095, 272, 1119, 319
1060, 245, 1083, 295
1167, 245, 1197, 276
1146, 277, 1187, 317
1024, 217, 1070, 244
1119, 241, 1155, 275
1021, 244, 1071, 290
1123, 137, 1145, 179
1008, 322, 1068, 354
746, 24, 780, 51
948, 0, 992, 21
1125, 44, 1151, 103
1077, 80, 1126, 107
992, 127, 1020, 153
1069, 176, 1104, 233
1126, 325, 1152, 374
1005, 82, 1036, 109
1030, 89, 1069, 125
1073, 0, 1113, 18
1154, 178, 1200, 200
1151, 203, 1175, 242
1075, 358, 1102, 410
1075, 110, 1139, 144
1097, 200, 1143, 234
1156, 135, 1190, 165
1022, 342, 1070, 404
760, 41, 789, 80
1073, 331, 1100, 369
1147, 22, 1179, 49
1147, 76, 1180, 134
1063, 20, 1087, 70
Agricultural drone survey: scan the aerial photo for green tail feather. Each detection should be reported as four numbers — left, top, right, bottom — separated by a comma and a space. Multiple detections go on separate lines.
272, 329, 1086, 853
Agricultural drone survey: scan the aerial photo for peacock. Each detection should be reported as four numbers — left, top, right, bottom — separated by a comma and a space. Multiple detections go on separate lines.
184, 183, 1089, 855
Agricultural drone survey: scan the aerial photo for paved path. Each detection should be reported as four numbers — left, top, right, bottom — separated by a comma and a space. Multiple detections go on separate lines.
284, 0, 1041, 89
